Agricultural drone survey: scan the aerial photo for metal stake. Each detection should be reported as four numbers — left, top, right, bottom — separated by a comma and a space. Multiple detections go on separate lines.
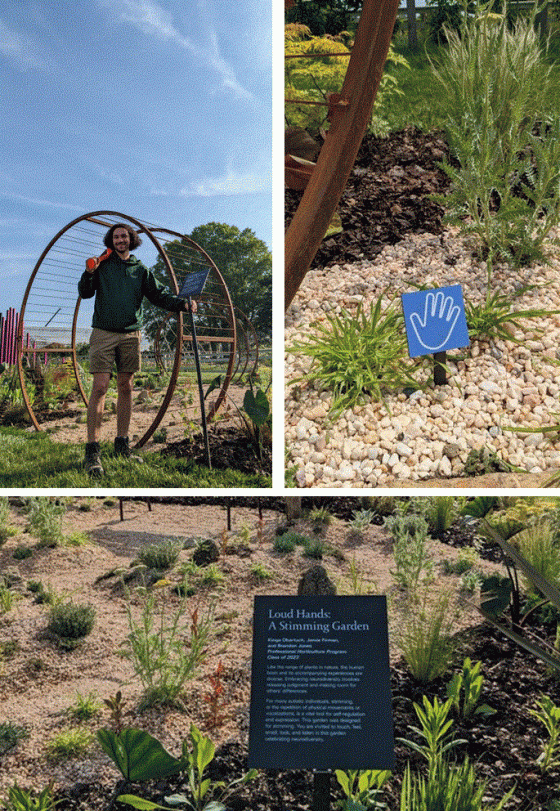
433, 350, 447, 386
188, 296, 211, 469
313, 772, 331, 811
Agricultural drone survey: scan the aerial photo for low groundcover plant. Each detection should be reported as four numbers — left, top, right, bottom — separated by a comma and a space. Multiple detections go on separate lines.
288, 293, 428, 417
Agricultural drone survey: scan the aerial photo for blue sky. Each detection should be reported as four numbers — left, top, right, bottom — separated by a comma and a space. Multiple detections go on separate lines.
0, 0, 273, 316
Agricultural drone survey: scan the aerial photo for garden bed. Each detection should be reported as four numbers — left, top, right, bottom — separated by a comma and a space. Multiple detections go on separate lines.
0, 497, 558, 809
285, 129, 560, 488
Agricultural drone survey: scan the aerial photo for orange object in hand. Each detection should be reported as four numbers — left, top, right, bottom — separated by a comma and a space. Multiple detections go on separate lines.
86, 248, 112, 270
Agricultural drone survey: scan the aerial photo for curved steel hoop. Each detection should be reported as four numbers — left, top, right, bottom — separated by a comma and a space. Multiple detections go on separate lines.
16, 211, 237, 447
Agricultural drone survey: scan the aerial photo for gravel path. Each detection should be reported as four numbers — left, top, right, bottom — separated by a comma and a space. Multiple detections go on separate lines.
285, 227, 560, 488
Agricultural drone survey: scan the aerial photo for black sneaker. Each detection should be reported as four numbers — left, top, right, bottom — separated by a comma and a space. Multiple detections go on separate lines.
114, 436, 143, 463
84, 442, 104, 477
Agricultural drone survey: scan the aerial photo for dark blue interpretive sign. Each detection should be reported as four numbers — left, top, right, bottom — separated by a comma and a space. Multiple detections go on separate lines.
402, 284, 470, 358
178, 268, 210, 299
248, 596, 395, 771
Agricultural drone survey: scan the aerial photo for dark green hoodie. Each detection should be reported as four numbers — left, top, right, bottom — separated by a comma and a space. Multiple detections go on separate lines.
78, 253, 184, 332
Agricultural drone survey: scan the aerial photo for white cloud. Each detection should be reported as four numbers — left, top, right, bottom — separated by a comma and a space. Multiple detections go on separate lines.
0, 192, 84, 213
180, 169, 270, 198
104, 0, 254, 101
0, 19, 48, 71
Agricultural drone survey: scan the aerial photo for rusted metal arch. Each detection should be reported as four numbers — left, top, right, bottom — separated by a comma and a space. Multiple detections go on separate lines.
231, 306, 259, 383
285, 0, 401, 309
147, 225, 237, 430
16, 211, 236, 448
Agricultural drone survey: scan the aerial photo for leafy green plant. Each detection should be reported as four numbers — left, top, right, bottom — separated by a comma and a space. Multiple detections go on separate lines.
348, 509, 375, 537
47, 602, 95, 647
285, 23, 409, 136
465, 286, 559, 344
0, 585, 18, 614
302, 539, 325, 559
114, 723, 257, 811
346, 557, 367, 595
273, 535, 296, 553
0, 783, 57, 811
469, 520, 560, 674
198, 564, 224, 588
399, 695, 466, 771
121, 592, 213, 707
529, 695, 560, 773
309, 505, 332, 531
443, 546, 480, 576
334, 769, 391, 811
385, 513, 434, 592
446, 658, 496, 719
240, 375, 272, 463
98, 726, 185, 782
12, 545, 33, 560
461, 497, 499, 519
0, 497, 16, 545
45, 727, 93, 761
137, 540, 181, 571
0, 722, 28, 756
288, 294, 428, 418
207, 372, 271, 465
27, 580, 60, 606
250, 561, 273, 581
399, 756, 514, 811
66, 690, 102, 722
513, 518, 560, 594
25, 498, 65, 547
424, 497, 456, 539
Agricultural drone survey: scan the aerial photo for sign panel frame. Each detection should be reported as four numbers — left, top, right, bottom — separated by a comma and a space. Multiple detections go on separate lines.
248, 595, 395, 771
401, 284, 470, 358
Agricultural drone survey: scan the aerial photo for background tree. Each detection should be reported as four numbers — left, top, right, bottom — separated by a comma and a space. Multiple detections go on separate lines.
142, 222, 272, 350
285, 0, 362, 36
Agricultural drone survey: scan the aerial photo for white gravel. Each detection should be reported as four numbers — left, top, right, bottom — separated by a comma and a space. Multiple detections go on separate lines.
285, 227, 560, 488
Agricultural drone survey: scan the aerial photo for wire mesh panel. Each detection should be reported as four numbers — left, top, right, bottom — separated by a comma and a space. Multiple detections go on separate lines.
16, 211, 237, 444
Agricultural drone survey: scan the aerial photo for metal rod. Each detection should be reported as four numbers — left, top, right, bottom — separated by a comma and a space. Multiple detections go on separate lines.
434, 351, 447, 386
44, 308, 61, 327
188, 295, 211, 469
313, 772, 331, 811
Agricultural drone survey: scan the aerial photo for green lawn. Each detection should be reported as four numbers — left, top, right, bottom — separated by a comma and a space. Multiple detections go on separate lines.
0, 428, 271, 489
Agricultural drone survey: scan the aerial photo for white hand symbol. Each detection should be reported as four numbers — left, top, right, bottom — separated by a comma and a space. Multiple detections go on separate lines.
409, 291, 460, 352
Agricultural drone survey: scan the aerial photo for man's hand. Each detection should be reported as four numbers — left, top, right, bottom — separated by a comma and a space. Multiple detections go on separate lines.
85, 258, 99, 274
183, 300, 198, 313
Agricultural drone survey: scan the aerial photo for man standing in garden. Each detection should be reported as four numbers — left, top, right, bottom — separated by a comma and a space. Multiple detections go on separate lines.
78, 222, 197, 477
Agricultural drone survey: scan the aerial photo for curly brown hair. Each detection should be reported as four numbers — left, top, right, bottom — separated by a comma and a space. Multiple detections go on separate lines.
103, 223, 142, 251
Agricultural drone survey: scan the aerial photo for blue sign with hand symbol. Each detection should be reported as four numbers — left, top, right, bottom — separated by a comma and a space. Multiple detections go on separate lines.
402, 285, 470, 358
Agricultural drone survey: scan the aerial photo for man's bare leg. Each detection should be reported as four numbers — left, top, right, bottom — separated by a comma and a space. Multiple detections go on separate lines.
116, 372, 134, 438
87, 372, 111, 443
114, 373, 142, 461
85, 372, 111, 476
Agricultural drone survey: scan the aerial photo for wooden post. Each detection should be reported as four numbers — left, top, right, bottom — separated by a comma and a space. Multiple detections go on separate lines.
285, 0, 401, 309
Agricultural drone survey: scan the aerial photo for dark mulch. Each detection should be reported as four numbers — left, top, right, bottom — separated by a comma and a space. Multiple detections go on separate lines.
50, 620, 559, 811
160, 424, 271, 478
285, 126, 452, 269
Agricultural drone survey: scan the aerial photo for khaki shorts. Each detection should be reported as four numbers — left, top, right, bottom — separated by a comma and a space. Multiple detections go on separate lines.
89, 328, 141, 374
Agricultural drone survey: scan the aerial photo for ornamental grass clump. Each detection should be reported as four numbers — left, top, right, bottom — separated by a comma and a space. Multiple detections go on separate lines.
431, 2, 560, 266
399, 591, 455, 684
289, 294, 427, 418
